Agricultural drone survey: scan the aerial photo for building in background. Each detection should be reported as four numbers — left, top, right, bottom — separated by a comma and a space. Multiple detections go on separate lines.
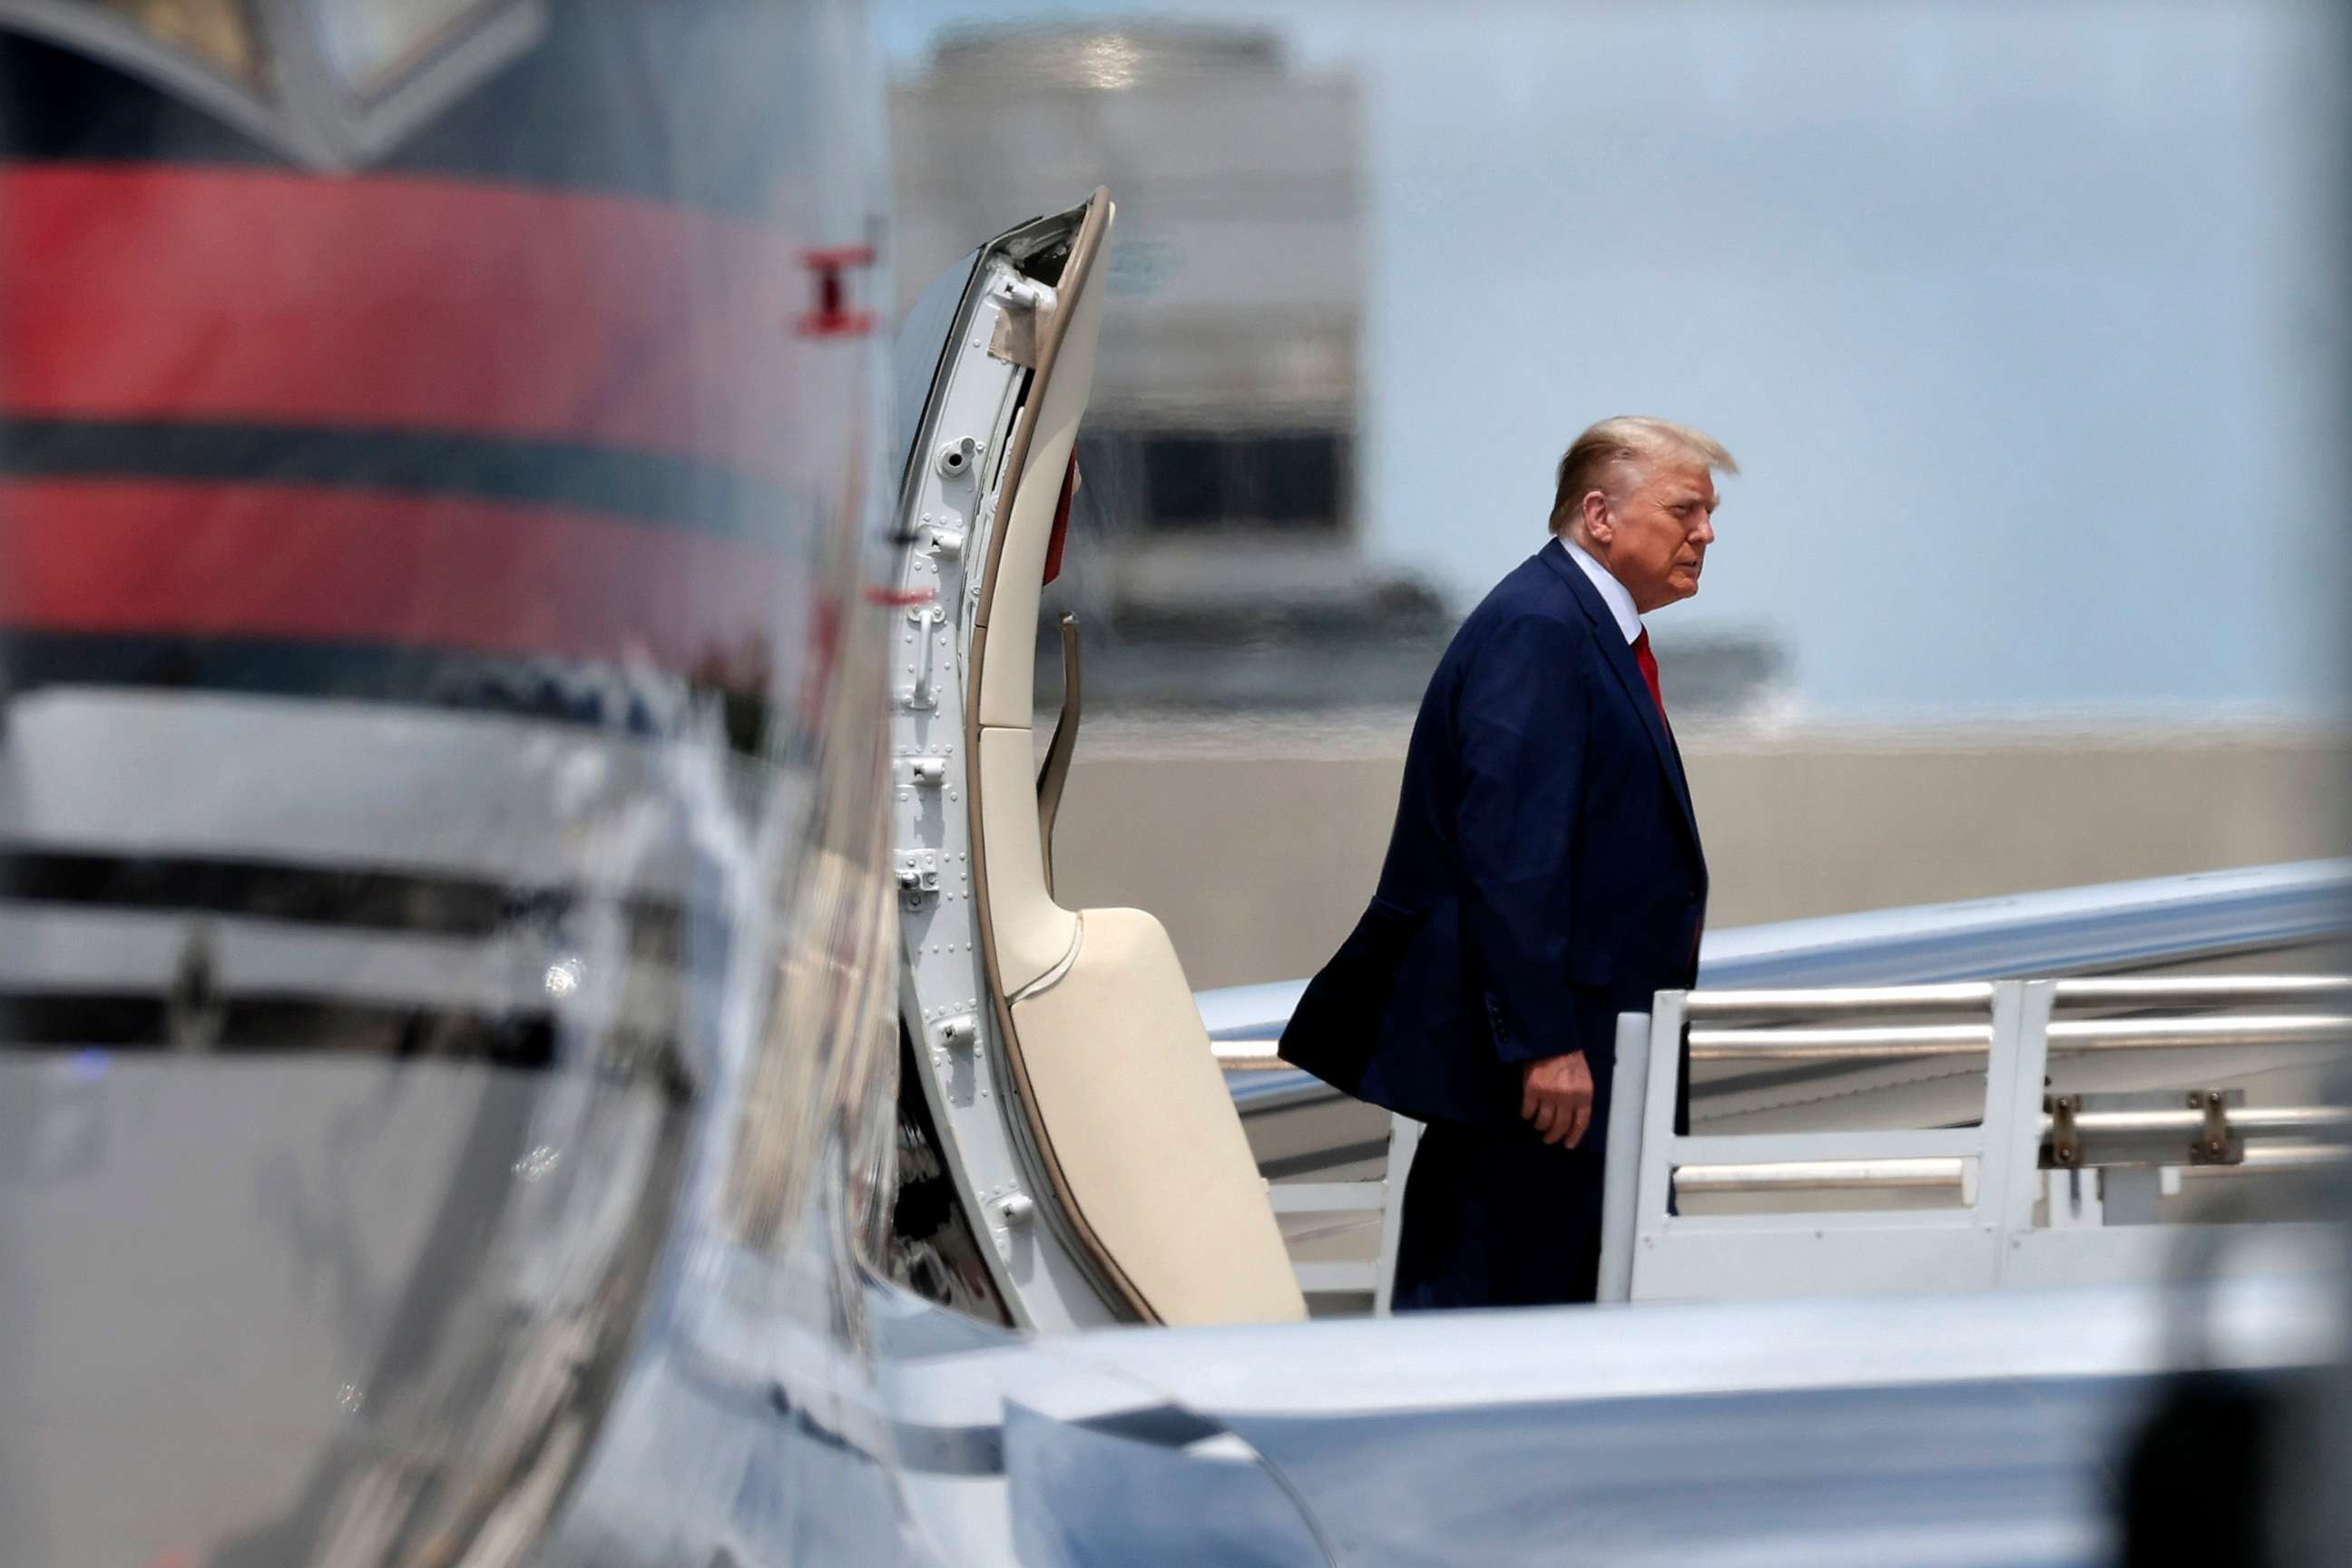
894, 22, 1471, 709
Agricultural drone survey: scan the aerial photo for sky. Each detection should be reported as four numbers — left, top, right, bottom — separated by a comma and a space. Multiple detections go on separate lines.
875, 0, 2349, 720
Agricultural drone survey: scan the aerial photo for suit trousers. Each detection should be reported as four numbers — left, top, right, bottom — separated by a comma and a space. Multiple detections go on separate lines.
1389, 1119, 1606, 1311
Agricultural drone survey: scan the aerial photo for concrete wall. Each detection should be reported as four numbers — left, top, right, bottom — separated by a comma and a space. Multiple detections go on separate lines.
1045, 720, 2352, 992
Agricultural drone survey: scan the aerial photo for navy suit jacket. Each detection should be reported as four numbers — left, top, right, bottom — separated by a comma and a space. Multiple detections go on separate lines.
1279, 538, 1708, 1142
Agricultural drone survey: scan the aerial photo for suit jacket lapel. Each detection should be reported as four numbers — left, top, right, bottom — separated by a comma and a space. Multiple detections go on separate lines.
1536, 541, 1702, 854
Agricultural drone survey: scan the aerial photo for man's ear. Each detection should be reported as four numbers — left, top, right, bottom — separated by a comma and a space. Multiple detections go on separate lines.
1580, 489, 1612, 544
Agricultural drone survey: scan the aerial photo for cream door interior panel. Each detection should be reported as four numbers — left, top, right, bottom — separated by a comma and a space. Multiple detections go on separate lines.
973, 215, 1109, 731
894, 190, 1303, 1328
977, 724, 1081, 997
1009, 906, 1307, 1326
965, 192, 1301, 1323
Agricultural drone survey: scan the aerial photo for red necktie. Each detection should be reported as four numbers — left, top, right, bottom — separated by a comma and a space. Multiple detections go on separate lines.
1632, 627, 1668, 725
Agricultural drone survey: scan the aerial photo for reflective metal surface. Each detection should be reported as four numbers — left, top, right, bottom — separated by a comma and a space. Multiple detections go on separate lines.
0, 4, 909, 1563
1044, 1271, 2344, 1568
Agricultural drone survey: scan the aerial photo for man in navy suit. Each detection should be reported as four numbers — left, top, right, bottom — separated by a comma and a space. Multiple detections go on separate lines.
1279, 416, 1734, 1309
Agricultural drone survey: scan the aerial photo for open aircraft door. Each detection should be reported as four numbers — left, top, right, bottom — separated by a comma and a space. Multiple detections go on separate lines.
886, 191, 1305, 1328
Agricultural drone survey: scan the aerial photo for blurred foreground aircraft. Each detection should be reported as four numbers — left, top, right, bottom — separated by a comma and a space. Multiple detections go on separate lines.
2, 5, 2347, 1565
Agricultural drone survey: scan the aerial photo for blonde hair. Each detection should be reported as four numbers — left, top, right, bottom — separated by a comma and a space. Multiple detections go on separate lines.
1548, 416, 1737, 534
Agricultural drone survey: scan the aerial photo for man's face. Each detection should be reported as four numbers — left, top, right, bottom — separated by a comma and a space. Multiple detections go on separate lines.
1588, 458, 1720, 612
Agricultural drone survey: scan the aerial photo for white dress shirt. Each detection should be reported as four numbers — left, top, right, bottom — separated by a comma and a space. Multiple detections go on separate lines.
1561, 536, 1642, 644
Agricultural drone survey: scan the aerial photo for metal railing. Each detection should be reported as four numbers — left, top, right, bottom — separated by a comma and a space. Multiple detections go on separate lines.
1688, 976, 2352, 1017
1258, 968, 2349, 1309
1221, 977, 2352, 1071
1686, 1014, 2352, 1061
1595, 975, 2350, 1304
1671, 975, 2349, 1194
1678, 1121, 2348, 1198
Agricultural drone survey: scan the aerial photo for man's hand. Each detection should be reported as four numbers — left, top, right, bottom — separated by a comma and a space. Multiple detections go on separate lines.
1520, 1051, 1594, 1148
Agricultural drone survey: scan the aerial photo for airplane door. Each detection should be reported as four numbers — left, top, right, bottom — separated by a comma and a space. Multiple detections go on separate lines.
887, 191, 1304, 1328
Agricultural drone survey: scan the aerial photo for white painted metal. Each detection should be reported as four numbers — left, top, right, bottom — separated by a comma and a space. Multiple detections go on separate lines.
1674, 1158, 1973, 1194
1608, 981, 2040, 1302
2048, 1014, 2352, 1048
1293, 1261, 1381, 1295
1596, 1009, 1654, 1305
1255, 1115, 1421, 1308
890, 229, 1124, 1330
1674, 1142, 2344, 1196
1687, 983, 1995, 1016
1682, 1010, 2352, 1062
1602, 979, 2347, 1304
2056, 975, 2352, 1003
1369, 1116, 1421, 1316
1686, 1022, 1994, 1060
1685, 975, 2352, 1020
1257, 970, 2346, 1312
2189, 1142, 2349, 1176
1267, 1183, 1388, 1214
2068, 1104, 2347, 1139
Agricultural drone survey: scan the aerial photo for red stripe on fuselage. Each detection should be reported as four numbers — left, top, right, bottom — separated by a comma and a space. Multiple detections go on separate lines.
0, 166, 805, 477
0, 479, 789, 678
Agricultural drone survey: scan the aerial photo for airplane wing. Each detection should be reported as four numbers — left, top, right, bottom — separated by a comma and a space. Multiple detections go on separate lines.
1201, 857, 2352, 1052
